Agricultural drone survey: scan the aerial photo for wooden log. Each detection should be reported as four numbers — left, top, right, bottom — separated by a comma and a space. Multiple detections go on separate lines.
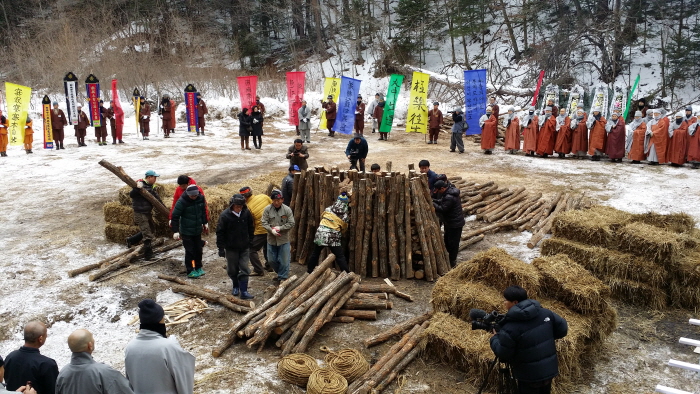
290, 170, 305, 260
460, 218, 528, 240
98, 159, 169, 217
373, 344, 422, 392
371, 180, 380, 277
343, 298, 391, 310
294, 170, 310, 262
352, 179, 366, 275
157, 273, 255, 308
359, 180, 373, 278
273, 314, 303, 335
480, 189, 527, 218
417, 175, 448, 276
503, 193, 542, 222
529, 192, 562, 228
335, 309, 377, 320
69, 247, 137, 277
413, 269, 424, 280
484, 192, 529, 222
471, 181, 495, 191
477, 187, 523, 213
331, 316, 355, 323
463, 194, 503, 213
356, 283, 394, 293
532, 192, 566, 233
88, 239, 167, 281
363, 311, 432, 348
518, 203, 548, 232
299, 171, 319, 262
271, 271, 350, 328
275, 328, 293, 348
170, 284, 251, 313
403, 174, 413, 279
386, 176, 400, 281
459, 234, 485, 251
395, 175, 406, 279
211, 273, 300, 357
376, 176, 389, 278
351, 292, 389, 300
410, 180, 434, 281
527, 194, 570, 248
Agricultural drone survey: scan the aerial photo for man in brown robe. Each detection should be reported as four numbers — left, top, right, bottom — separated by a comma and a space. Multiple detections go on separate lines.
322, 95, 337, 137
587, 107, 607, 160
354, 94, 366, 135
522, 106, 538, 156
479, 106, 498, 154
536, 106, 557, 157
605, 111, 626, 162
50, 101, 68, 150
74, 105, 89, 147
571, 107, 588, 158
503, 106, 520, 153
626, 111, 647, 164
139, 98, 151, 140
667, 111, 689, 167
196, 93, 208, 136
554, 108, 572, 158
428, 101, 443, 144
160, 95, 173, 138
488, 96, 499, 120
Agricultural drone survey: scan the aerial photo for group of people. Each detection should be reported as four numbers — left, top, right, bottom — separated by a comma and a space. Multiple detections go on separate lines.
1, 300, 195, 394
235, 96, 267, 150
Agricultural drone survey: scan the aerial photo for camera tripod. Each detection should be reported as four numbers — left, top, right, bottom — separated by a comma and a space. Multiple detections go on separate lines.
476, 356, 517, 394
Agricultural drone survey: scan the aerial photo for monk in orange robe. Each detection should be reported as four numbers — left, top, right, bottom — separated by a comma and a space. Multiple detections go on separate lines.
0, 109, 8, 157
503, 106, 520, 153
570, 107, 588, 158
522, 106, 538, 156
479, 106, 498, 154
24, 116, 34, 154
626, 111, 647, 164
645, 109, 669, 165
587, 107, 607, 160
536, 106, 557, 157
684, 107, 699, 168
667, 111, 689, 167
554, 108, 572, 158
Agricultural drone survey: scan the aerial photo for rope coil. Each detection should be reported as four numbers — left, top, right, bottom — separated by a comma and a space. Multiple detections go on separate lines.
306, 367, 348, 394
322, 346, 369, 383
277, 353, 319, 387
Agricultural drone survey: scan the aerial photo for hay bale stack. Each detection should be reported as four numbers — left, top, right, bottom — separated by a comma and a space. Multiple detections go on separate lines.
606, 278, 668, 309
630, 212, 695, 233
532, 255, 611, 315
551, 205, 632, 248
116, 183, 179, 207
668, 251, 700, 308
103, 202, 134, 226
431, 276, 503, 321
105, 223, 140, 243
616, 222, 686, 265
452, 248, 541, 297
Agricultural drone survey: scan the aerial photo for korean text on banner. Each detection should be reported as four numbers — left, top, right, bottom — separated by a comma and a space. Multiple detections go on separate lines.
332, 76, 362, 135
319, 78, 341, 130
42, 95, 53, 149
286, 72, 306, 126
237, 76, 258, 112
380, 74, 404, 133
86, 78, 101, 128
111, 80, 124, 140
624, 74, 640, 119
463, 69, 487, 135
63, 73, 79, 125
184, 91, 198, 133
5, 82, 31, 145
405, 72, 429, 133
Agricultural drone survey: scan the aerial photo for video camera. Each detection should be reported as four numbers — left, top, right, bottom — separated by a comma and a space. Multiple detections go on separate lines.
469, 309, 505, 332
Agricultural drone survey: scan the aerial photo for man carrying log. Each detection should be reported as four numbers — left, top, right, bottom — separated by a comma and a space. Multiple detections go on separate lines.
305, 192, 351, 273
171, 185, 209, 279
126, 170, 164, 260
241, 186, 272, 276
262, 190, 295, 282
432, 180, 465, 268
216, 194, 255, 299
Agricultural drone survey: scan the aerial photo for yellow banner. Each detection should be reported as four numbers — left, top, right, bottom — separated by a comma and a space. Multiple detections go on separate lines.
43, 102, 53, 147
134, 97, 140, 133
319, 78, 341, 130
405, 72, 429, 133
5, 82, 32, 145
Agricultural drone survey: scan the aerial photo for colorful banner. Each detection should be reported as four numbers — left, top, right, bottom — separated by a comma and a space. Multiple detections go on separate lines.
133, 88, 140, 134
237, 76, 258, 111
380, 74, 404, 133
42, 95, 53, 149
5, 82, 31, 145
184, 84, 198, 133
405, 72, 429, 133
464, 69, 487, 135
111, 79, 125, 138
286, 72, 306, 126
63, 72, 79, 125
624, 74, 640, 119
85, 74, 101, 127
319, 78, 341, 130
332, 76, 362, 135
531, 70, 545, 107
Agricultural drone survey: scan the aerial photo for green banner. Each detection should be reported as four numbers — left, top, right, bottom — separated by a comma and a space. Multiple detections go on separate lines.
624, 74, 640, 119
380, 74, 404, 133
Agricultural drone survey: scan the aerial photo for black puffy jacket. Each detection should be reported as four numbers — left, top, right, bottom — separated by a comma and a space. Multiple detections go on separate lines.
130, 181, 162, 214
433, 184, 465, 229
490, 299, 568, 383
171, 193, 208, 236
282, 174, 294, 206
216, 206, 254, 250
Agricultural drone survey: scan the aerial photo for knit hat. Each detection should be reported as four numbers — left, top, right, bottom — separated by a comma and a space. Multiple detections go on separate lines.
676, 111, 685, 118
138, 299, 164, 325
177, 175, 190, 185
528, 106, 535, 112
592, 107, 602, 113
686, 106, 693, 112
186, 185, 199, 196
434, 180, 447, 189
327, 95, 333, 99
337, 192, 349, 204
357, 94, 362, 99
507, 106, 514, 112
239, 186, 252, 194
634, 111, 642, 117
289, 165, 300, 172
271, 190, 283, 200
545, 106, 553, 113
230, 194, 246, 206
353, 133, 362, 140
433, 101, 439, 106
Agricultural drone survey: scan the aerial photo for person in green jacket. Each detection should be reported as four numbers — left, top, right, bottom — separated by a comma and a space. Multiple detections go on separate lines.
171, 185, 209, 278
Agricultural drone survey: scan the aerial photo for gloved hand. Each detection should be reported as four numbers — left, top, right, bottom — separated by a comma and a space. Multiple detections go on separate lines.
253, 119, 259, 124
173, 232, 180, 240
168, 220, 171, 226
136, 181, 143, 188
218, 249, 226, 257
271, 226, 281, 236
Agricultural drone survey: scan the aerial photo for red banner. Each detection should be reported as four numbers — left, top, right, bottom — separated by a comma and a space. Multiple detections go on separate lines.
286, 72, 305, 125
237, 76, 258, 111
87, 83, 101, 127
111, 79, 124, 139
531, 70, 545, 107
185, 92, 197, 133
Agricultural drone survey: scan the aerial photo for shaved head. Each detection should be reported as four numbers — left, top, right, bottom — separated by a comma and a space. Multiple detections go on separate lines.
23, 321, 47, 346
68, 329, 94, 353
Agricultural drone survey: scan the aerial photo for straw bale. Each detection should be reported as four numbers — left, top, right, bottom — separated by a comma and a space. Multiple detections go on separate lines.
103, 202, 134, 226
532, 255, 611, 315
452, 248, 541, 298
116, 183, 178, 207
616, 222, 686, 265
551, 205, 632, 248
431, 276, 503, 321
105, 223, 139, 244
630, 212, 696, 234
540, 238, 668, 288
605, 278, 667, 309
668, 251, 700, 309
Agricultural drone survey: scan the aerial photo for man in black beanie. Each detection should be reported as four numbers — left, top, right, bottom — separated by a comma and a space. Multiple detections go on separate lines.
125, 299, 195, 394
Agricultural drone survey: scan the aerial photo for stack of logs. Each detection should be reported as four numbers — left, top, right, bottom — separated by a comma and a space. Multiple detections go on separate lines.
289, 164, 450, 282
453, 179, 591, 249
212, 255, 413, 358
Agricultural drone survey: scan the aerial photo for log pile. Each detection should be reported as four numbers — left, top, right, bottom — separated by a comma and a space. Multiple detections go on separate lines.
128, 297, 211, 327
211, 255, 414, 358
288, 165, 449, 281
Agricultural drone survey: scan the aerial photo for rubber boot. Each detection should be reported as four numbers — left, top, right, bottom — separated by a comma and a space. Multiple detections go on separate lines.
239, 280, 254, 299
126, 232, 143, 248
245, 136, 251, 150
112, 138, 117, 145
143, 239, 154, 260
232, 283, 240, 296
60, 142, 65, 149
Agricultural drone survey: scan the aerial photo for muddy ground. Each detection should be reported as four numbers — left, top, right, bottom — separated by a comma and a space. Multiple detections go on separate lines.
1, 119, 699, 394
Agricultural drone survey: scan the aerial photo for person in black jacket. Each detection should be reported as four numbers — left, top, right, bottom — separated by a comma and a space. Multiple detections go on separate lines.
126, 170, 164, 260
4, 321, 58, 394
250, 106, 264, 149
238, 108, 252, 150
171, 185, 209, 279
216, 194, 255, 299
281, 165, 299, 206
490, 286, 568, 394
345, 134, 368, 172
432, 180, 465, 268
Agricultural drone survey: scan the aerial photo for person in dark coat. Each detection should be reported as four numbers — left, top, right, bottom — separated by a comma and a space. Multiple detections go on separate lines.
159, 95, 173, 138
96, 100, 108, 146
171, 185, 209, 278
74, 105, 90, 147
374, 97, 387, 140
432, 180, 465, 268
50, 102, 68, 150
139, 98, 151, 140
605, 111, 626, 162
250, 105, 264, 149
196, 92, 208, 136
126, 170, 164, 260
281, 165, 300, 206
345, 134, 368, 172
418, 159, 438, 191
217, 194, 256, 299
322, 95, 337, 137
490, 286, 568, 394
428, 101, 443, 144
286, 139, 309, 170
238, 108, 252, 150
354, 94, 366, 135
4, 321, 59, 394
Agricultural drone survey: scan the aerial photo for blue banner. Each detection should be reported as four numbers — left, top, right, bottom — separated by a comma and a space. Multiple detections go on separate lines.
333, 76, 362, 135
463, 69, 487, 135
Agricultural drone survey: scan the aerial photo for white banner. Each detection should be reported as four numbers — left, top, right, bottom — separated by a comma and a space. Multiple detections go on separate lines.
64, 80, 79, 125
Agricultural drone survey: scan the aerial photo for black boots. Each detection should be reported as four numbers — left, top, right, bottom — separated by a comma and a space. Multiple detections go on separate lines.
126, 232, 143, 248
239, 280, 254, 299
143, 240, 154, 260
0, 152, 6, 157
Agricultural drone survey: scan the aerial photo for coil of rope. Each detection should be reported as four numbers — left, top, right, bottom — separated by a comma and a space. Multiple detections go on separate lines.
277, 353, 319, 387
306, 367, 348, 394
321, 346, 369, 383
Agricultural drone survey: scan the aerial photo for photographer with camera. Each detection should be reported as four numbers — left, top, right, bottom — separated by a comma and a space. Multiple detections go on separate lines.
286, 139, 309, 170
345, 133, 368, 172
489, 286, 568, 394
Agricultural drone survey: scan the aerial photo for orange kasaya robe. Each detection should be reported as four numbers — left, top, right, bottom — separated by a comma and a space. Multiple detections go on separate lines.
588, 116, 607, 156
554, 116, 572, 154
686, 117, 700, 162
504, 117, 520, 151
522, 115, 539, 153
648, 117, 670, 163
667, 120, 689, 165
571, 114, 588, 154
24, 120, 34, 150
481, 114, 498, 150
628, 121, 647, 162
536, 115, 557, 155
0, 116, 8, 152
